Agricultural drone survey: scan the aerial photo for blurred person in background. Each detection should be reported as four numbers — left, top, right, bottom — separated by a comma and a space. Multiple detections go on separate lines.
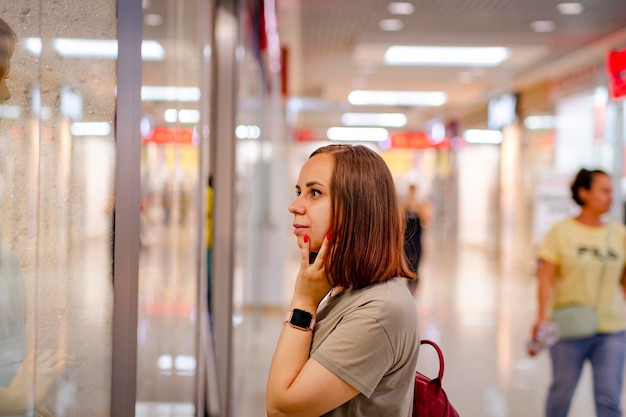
531, 168, 626, 417
0, 16, 65, 417
401, 184, 431, 291
266, 144, 419, 417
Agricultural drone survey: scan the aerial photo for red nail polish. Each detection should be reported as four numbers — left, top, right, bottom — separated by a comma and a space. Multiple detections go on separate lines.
304, 234, 309, 243
326, 231, 331, 240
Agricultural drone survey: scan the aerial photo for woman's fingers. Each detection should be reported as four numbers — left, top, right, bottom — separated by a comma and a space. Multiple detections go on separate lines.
300, 234, 311, 267
35, 350, 71, 376
36, 406, 54, 417
312, 231, 331, 268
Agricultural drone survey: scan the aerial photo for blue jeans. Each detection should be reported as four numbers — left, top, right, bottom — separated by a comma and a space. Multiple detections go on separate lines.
547, 331, 626, 417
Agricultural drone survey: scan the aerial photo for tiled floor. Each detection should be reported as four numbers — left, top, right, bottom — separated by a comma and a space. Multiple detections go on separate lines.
232, 236, 625, 417
131, 216, 625, 417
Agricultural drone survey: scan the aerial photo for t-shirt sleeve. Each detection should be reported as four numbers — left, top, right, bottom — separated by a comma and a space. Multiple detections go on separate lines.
537, 223, 561, 265
311, 311, 394, 398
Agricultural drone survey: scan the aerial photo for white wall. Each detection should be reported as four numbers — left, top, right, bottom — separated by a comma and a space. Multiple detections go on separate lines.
457, 144, 500, 250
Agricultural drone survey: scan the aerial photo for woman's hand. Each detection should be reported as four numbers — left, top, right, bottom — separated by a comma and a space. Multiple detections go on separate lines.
9, 349, 67, 409
291, 232, 333, 311
36, 405, 55, 417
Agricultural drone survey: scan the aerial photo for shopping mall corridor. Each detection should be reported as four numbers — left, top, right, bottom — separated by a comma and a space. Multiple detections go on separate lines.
229, 236, 615, 417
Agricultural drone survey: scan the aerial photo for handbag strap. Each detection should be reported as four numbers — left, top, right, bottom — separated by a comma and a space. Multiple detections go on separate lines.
594, 225, 611, 307
420, 339, 445, 381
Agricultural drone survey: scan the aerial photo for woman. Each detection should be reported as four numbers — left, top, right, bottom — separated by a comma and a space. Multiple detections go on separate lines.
266, 144, 419, 417
532, 168, 626, 417
401, 184, 431, 287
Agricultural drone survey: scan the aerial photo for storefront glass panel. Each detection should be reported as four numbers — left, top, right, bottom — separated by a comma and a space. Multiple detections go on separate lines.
1, 2, 116, 415
135, 0, 210, 415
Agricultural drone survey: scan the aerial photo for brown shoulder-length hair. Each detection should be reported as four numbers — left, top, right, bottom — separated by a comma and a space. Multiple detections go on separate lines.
310, 144, 415, 289
0, 17, 16, 79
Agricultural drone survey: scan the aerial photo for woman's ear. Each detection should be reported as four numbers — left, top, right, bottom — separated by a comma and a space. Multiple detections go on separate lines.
577, 188, 589, 205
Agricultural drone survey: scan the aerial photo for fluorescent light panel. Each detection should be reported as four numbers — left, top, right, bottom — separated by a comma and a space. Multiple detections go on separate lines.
531, 20, 555, 33
463, 129, 502, 144
142, 86, 201, 102
557, 2, 583, 15
379, 19, 404, 31
388, 2, 415, 15
384, 46, 510, 66
71, 122, 112, 136
327, 127, 389, 142
341, 112, 407, 127
348, 90, 446, 107
24, 38, 164, 60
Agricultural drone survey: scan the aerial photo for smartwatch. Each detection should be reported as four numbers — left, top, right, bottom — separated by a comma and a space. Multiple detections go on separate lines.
284, 308, 315, 331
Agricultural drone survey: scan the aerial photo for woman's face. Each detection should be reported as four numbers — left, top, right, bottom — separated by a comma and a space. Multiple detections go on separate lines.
288, 153, 333, 251
581, 173, 612, 214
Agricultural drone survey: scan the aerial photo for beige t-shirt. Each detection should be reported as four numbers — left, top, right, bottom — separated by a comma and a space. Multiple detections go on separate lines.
537, 219, 626, 333
311, 277, 419, 417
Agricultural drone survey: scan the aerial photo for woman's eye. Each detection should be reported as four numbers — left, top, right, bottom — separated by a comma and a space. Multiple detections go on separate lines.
311, 189, 321, 197
295, 190, 301, 197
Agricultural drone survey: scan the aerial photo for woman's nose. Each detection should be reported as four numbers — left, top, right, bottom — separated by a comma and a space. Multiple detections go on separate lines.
288, 198, 304, 214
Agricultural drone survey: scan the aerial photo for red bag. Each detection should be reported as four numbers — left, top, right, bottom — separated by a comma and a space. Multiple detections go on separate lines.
413, 339, 460, 417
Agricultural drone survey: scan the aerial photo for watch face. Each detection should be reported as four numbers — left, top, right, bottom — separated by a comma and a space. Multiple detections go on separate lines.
291, 309, 313, 328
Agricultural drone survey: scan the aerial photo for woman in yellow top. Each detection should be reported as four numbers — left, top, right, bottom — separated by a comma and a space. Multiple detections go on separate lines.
532, 168, 626, 417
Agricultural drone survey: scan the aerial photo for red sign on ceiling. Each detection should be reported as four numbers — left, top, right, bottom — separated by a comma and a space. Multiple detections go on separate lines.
607, 48, 626, 99
389, 132, 450, 150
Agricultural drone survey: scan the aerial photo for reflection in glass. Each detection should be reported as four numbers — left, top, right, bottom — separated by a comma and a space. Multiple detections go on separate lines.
1, 2, 117, 415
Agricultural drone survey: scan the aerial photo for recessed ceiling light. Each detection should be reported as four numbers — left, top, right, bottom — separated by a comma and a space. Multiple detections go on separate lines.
531, 20, 555, 33
164, 108, 178, 123
144, 14, 163, 26
327, 127, 389, 142
557, 2, 583, 15
388, 2, 415, 15
341, 112, 407, 127
236, 125, 261, 139
163, 108, 203, 125
348, 90, 447, 107
384, 46, 510, 66
379, 19, 404, 31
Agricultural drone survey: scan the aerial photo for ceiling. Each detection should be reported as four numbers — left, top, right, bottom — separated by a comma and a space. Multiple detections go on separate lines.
4, 0, 626, 137
279, 0, 626, 132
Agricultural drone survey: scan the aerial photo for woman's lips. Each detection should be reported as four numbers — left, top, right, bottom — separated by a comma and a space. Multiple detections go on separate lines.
293, 225, 308, 235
